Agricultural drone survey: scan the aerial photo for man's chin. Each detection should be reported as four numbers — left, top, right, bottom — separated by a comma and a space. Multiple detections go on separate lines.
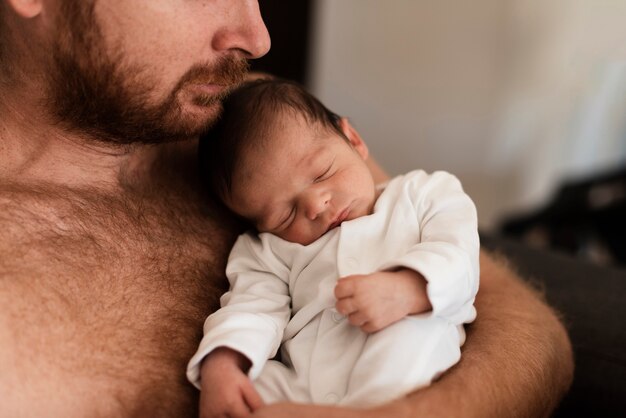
172, 101, 224, 136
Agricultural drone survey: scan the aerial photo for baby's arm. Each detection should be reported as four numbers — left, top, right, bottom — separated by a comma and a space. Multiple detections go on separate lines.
199, 347, 264, 418
387, 171, 480, 324
335, 171, 479, 332
187, 233, 292, 415
334, 268, 431, 333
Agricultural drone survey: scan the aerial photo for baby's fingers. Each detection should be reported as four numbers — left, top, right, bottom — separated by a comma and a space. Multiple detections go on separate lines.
334, 280, 353, 299
360, 322, 382, 334
226, 397, 253, 418
347, 311, 369, 327
335, 275, 364, 299
335, 298, 358, 316
201, 390, 250, 418
241, 379, 264, 412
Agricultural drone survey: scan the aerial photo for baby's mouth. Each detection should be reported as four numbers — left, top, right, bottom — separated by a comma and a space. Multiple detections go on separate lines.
328, 207, 350, 231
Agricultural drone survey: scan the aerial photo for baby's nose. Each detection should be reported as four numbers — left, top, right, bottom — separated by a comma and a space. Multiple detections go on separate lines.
304, 193, 330, 220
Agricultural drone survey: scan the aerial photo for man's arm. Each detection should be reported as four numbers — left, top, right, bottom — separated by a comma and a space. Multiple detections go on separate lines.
252, 251, 574, 418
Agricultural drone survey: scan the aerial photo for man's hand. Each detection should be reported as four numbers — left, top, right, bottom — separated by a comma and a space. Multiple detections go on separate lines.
334, 268, 432, 333
199, 347, 264, 418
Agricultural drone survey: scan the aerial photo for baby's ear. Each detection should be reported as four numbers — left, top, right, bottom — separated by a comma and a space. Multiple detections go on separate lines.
339, 117, 369, 160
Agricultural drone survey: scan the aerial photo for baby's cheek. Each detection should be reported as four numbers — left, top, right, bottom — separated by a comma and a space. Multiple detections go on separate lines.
280, 226, 304, 245
296, 224, 319, 246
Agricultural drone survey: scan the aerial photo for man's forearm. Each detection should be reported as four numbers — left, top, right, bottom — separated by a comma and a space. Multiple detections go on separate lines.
387, 249, 574, 418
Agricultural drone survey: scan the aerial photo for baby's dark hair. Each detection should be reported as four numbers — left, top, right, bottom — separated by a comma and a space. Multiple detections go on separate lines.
198, 78, 345, 202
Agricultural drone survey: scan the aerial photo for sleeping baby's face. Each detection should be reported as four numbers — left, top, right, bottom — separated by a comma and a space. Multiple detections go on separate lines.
227, 113, 378, 245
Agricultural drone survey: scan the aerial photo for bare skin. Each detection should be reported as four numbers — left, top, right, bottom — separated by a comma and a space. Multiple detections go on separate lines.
0, 138, 240, 416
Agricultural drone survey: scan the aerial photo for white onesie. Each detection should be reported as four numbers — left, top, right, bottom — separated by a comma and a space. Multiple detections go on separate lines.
187, 170, 480, 406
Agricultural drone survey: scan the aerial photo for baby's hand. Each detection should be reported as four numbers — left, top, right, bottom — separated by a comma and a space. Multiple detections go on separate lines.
199, 347, 264, 418
334, 269, 432, 333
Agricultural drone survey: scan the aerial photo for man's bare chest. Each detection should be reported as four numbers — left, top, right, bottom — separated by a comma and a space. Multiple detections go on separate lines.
0, 186, 238, 416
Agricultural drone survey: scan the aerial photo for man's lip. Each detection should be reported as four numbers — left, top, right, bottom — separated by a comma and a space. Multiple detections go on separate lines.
191, 83, 227, 95
329, 207, 350, 230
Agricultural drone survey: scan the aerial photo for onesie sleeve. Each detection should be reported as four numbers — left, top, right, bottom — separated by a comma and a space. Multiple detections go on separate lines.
383, 171, 480, 325
186, 233, 291, 389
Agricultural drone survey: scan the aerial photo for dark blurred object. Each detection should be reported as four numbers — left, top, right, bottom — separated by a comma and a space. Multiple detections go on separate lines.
500, 167, 626, 266
481, 234, 626, 418
251, 1, 313, 85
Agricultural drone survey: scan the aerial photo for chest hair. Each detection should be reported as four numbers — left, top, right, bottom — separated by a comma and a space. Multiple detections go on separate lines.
0, 181, 240, 416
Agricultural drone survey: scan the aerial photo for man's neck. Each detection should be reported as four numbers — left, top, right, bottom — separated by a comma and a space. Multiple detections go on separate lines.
0, 99, 166, 192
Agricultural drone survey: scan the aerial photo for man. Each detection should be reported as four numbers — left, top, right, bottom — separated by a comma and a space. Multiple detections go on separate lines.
0, 0, 572, 417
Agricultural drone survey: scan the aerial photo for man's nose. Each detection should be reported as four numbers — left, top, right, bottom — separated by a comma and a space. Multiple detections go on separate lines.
212, 1, 271, 59
302, 190, 331, 221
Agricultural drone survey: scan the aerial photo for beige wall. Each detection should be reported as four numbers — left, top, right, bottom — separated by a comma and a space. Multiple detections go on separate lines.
310, 0, 626, 229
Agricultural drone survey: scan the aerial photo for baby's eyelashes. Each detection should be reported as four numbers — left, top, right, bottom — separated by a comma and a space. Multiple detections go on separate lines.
314, 167, 331, 183
268, 207, 296, 232
314, 159, 335, 183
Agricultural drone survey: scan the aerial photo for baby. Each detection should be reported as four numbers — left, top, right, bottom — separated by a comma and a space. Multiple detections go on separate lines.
187, 79, 480, 416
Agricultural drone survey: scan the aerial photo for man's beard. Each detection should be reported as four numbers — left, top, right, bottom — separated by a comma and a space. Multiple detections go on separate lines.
45, 1, 249, 145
